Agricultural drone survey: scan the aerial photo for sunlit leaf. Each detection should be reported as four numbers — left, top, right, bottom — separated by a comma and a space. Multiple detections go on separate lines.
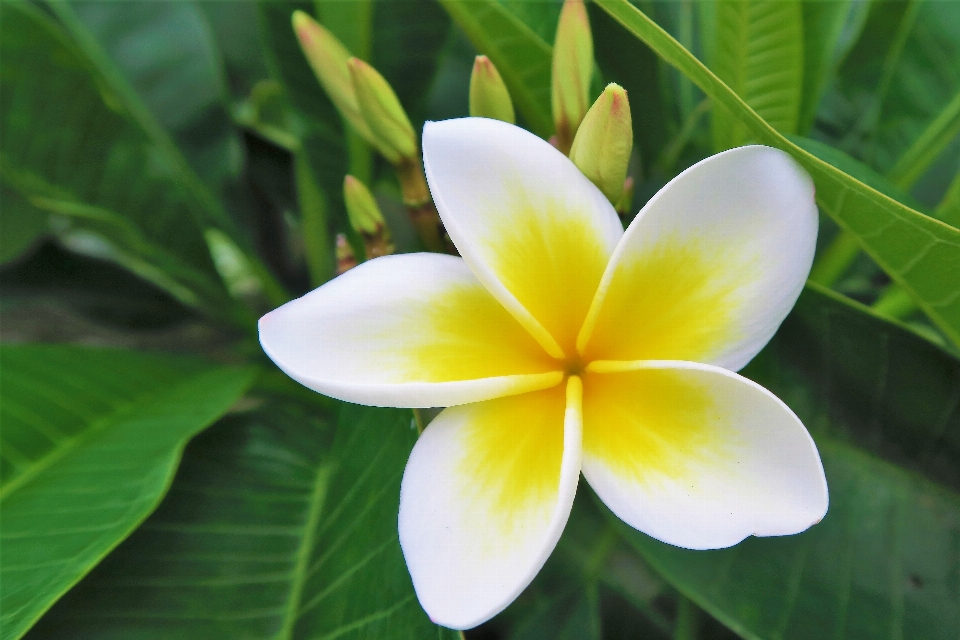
0, 345, 255, 640
710, 0, 803, 150
28, 402, 460, 640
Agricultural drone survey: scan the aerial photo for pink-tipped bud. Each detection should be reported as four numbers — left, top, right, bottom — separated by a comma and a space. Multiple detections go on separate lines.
469, 56, 515, 123
349, 58, 417, 164
291, 11, 373, 141
569, 83, 633, 204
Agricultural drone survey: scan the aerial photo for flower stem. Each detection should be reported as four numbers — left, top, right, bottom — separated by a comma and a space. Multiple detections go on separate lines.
295, 152, 335, 287
396, 159, 454, 254
412, 408, 424, 435
673, 594, 701, 640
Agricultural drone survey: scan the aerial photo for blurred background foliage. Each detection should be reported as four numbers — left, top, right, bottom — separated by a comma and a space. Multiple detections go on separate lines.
0, 1, 958, 639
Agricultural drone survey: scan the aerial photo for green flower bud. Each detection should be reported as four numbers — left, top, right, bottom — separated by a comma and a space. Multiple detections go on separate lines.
291, 11, 373, 142
551, 0, 594, 155
349, 58, 417, 164
569, 83, 633, 204
469, 56, 515, 124
344, 176, 395, 259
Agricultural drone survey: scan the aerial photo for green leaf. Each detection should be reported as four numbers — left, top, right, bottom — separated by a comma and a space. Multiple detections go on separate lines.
588, 3, 671, 176
371, 0, 451, 127
795, 135, 931, 289
437, 0, 554, 138
64, 1, 243, 195
0, 186, 47, 265
596, 0, 960, 348
937, 169, 960, 229
791, 136, 929, 213
603, 284, 960, 639
828, 0, 960, 175
198, 1, 271, 99
885, 88, 960, 191
798, 1, 867, 134
710, 0, 803, 150
0, 345, 255, 640
508, 583, 601, 640
257, 0, 352, 257
0, 2, 247, 321
498, 0, 562, 44
29, 402, 459, 639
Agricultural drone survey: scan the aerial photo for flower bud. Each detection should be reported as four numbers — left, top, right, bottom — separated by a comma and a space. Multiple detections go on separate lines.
291, 11, 373, 142
344, 175, 395, 259
569, 83, 633, 204
349, 57, 417, 164
551, 0, 594, 154
469, 56, 515, 124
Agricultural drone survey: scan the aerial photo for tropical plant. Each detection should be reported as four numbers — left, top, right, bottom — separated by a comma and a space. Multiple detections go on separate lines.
1, 1, 957, 638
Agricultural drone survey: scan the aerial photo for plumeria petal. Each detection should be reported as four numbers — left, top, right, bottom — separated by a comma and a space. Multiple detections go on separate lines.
581, 360, 827, 550
577, 146, 817, 371
399, 377, 583, 629
423, 117, 623, 358
259, 254, 562, 408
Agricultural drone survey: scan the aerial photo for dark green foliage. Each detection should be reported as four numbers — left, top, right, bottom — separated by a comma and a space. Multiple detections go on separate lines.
2, 1, 959, 638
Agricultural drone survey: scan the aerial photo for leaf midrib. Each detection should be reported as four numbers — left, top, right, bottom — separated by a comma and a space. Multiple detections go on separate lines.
277, 460, 335, 639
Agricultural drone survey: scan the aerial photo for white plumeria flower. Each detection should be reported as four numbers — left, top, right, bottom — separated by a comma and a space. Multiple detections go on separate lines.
259, 118, 829, 630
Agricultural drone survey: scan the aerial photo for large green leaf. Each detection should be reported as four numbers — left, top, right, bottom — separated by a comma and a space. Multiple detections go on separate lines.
0, 2, 246, 320
798, 1, 871, 135
63, 1, 243, 196
596, 0, 960, 348
0, 345, 255, 640
885, 87, 960, 191
710, 0, 804, 150
794, 134, 931, 289
827, 0, 960, 175
604, 284, 960, 640
28, 402, 460, 639
437, 0, 553, 138
498, 0, 561, 44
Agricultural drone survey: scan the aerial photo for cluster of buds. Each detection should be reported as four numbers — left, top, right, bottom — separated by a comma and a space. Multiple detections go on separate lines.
293, 11, 446, 254
293, 0, 636, 272
468, 0, 634, 216
552, 0, 634, 216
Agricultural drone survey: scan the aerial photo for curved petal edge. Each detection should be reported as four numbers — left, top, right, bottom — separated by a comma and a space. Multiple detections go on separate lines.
399, 377, 583, 629
582, 360, 828, 550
